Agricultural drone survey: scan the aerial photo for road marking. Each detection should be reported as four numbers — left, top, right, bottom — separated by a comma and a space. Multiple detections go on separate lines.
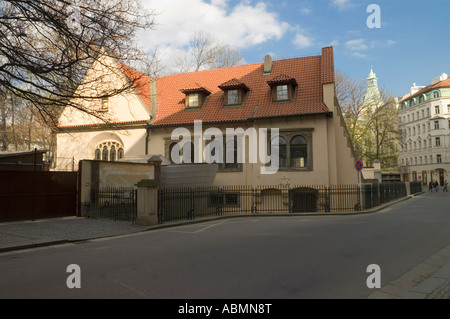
166, 220, 231, 234
193, 220, 229, 233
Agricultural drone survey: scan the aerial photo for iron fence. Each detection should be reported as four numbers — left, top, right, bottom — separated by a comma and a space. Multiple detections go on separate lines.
362, 182, 407, 209
409, 181, 423, 195
157, 184, 362, 224
157, 183, 414, 224
90, 187, 137, 223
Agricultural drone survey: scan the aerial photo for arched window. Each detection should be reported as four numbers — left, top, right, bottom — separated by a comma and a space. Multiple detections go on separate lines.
433, 91, 440, 98
290, 135, 308, 168
95, 149, 101, 160
102, 146, 108, 161
272, 136, 287, 168
110, 145, 116, 162
118, 148, 124, 160
95, 141, 125, 162
419, 95, 425, 103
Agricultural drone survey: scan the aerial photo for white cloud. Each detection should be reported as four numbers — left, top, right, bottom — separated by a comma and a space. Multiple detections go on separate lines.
300, 7, 312, 15
329, 40, 339, 47
345, 38, 368, 58
293, 33, 313, 48
345, 39, 368, 52
332, 0, 354, 11
344, 38, 397, 59
137, 0, 290, 70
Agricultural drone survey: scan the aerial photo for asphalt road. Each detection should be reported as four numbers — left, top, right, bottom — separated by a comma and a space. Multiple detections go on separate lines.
0, 192, 449, 299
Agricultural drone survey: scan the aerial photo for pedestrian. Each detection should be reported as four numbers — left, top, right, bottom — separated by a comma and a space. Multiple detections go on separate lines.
429, 181, 433, 192
435, 181, 439, 192
444, 181, 448, 192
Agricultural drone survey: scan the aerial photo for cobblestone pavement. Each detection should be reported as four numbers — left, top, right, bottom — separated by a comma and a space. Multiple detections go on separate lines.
0, 217, 148, 251
427, 281, 450, 299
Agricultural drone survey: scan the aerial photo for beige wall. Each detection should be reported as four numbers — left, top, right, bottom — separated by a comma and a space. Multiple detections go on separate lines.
56, 127, 147, 170
146, 113, 358, 187
79, 160, 154, 206
56, 54, 151, 170
58, 54, 151, 127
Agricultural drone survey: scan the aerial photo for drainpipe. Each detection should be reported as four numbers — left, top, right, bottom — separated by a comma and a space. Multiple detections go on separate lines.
145, 123, 151, 155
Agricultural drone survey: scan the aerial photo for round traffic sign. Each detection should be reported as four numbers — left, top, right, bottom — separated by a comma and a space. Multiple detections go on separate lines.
355, 160, 363, 172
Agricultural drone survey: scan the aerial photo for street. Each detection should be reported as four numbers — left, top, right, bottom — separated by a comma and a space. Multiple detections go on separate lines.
0, 191, 449, 299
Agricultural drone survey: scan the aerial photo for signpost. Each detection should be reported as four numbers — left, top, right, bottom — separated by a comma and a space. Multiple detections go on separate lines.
355, 160, 363, 211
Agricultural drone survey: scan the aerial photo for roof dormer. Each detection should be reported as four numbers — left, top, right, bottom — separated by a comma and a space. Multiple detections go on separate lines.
180, 83, 211, 109
267, 74, 298, 102
218, 79, 250, 107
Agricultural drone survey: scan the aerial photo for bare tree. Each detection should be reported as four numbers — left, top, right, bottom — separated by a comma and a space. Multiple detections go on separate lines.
0, 93, 7, 151
134, 48, 166, 78
0, 0, 156, 126
174, 31, 243, 73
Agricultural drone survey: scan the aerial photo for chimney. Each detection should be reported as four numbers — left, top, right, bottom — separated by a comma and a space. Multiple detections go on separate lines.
263, 55, 273, 75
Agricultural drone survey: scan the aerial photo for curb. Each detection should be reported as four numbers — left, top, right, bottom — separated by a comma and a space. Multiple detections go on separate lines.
141, 193, 423, 232
0, 192, 423, 253
0, 240, 70, 253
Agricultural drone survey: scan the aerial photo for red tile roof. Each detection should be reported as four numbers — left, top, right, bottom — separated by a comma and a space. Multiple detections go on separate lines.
117, 63, 151, 110
401, 77, 450, 102
153, 47, 334, 126
266, 74, 298, 87
218, 78, 249, 90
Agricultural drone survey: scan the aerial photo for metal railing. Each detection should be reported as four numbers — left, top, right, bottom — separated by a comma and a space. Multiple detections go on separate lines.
157, 185, 362, 224
362, 182, 407, 209
90, 187, 137, 223
157, 183, 414, 224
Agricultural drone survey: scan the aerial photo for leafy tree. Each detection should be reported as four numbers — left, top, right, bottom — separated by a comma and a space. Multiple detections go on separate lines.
336, 70, 399, 169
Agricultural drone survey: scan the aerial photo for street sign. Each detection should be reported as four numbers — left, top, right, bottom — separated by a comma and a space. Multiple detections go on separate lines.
355, 160, 364, 172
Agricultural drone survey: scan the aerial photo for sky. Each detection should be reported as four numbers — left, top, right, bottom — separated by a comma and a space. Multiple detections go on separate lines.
136, 0, 450, 98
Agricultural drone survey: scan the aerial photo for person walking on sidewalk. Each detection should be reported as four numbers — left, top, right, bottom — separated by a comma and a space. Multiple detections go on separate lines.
444, 181, 448, 192
429, 181, 433, 192
435, 181, 439, 192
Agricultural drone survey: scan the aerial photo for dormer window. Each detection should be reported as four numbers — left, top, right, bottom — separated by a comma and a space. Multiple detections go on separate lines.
227, 90, 239, 105
276, 85, 289, 101
218, 79, 249, 107
188, 93, 200, 107
418, 95, 424, 103
267, 74, 298, 102
181, 84, 211, 109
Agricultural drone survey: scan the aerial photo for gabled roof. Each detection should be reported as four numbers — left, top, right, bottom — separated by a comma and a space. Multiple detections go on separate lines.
266, 74, 298, 87
180, 83, 212, 96
117, 63, 151, 110
153, 47, 334, 126
218, 78, 250, 91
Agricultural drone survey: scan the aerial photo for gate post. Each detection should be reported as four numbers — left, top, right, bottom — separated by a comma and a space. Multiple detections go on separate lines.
136, 179, 159, 226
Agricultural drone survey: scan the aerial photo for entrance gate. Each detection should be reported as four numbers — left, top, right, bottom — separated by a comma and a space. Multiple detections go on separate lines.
0, 171, 78, 222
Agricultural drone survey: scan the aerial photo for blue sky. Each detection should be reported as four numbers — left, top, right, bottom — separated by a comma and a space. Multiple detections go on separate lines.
138, 0, 450, 97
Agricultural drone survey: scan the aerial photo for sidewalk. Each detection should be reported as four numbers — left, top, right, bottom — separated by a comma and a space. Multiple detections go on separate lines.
1, 193, 449, 299
0, 216, 148, 252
